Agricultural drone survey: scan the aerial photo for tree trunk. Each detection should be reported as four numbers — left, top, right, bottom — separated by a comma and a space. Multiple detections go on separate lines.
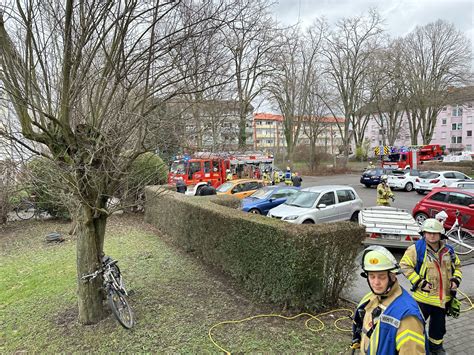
76, 203, 107, 324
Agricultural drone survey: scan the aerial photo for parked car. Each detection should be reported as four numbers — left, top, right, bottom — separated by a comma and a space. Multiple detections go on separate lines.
241, 186, 300, 215
450, 180, 474, 189
387, 169, 420, 192
412, 187, 474, 231
360, 168, 395, 187
414, 170, 472, 194
267, 185, 363, 224
216, 179, 264, 199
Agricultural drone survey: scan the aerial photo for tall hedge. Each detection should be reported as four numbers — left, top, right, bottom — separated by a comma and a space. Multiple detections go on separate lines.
420, 161, 473, 176
145, 186, 365, 309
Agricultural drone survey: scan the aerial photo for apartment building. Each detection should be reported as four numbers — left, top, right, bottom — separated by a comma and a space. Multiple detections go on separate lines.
253, 113, 345, 154
364, 86, 474, 152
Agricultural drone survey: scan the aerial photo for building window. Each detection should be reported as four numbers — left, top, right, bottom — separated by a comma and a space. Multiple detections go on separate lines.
452, 123, 462, 130
468, 116, 473, 124
451, 136, 456, 143
442, 106, 447, 111
442, 118, 447, 125
266, 140, 273, 144
441, 132, 446, 139
452, 105, 463, 117
458, 123, 462, 130
457, 136, 462, 143
266, 121, 273, 125
467, 144, 472, 151
468, 130, 472, 137
452, 123, 456, 130
255, 140, 260, 144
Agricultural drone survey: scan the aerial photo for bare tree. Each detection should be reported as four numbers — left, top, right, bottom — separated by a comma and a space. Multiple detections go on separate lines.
400, 20, 471, 144
0, 0, 239, 325
268, 25, 324, 163
224, 0, 278, 149
321, 10, 384, 162
366, 41, 405, 146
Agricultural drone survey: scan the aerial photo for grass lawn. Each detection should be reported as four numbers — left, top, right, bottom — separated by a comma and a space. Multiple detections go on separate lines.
0, 214, 352, 352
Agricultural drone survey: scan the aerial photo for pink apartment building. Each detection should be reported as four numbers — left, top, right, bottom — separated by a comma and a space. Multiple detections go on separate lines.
364, 86, 474, 152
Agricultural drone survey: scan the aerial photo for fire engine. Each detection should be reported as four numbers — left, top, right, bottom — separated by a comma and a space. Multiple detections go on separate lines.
168, 151, 273, 195
419, 144, 444, 161
379, 147, 420, 169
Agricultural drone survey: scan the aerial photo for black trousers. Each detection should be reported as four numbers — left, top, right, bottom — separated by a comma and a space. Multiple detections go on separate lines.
417, 302, 446, 349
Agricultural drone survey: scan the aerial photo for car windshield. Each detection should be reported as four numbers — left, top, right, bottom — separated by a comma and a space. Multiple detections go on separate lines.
170, 161, 186, 174
390, 169, 406, 176
250, 187, 274, 199
285, 191, 320, 208
420, 172, 440, 179
217, 182, 234, 192
364, 169, 376, 175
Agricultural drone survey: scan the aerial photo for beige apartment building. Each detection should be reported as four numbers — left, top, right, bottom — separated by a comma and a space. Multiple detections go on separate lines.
253, 113, 345, 154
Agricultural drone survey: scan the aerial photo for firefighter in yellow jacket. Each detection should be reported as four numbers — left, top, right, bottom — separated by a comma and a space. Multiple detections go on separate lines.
351, 246, 426, 354
400, 218, 462, 355
376, 175, 394, 206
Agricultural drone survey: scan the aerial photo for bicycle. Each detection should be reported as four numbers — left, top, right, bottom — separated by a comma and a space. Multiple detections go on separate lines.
436, 210, 474, 255
81, 255, 134, 329
14, 199, 48, 220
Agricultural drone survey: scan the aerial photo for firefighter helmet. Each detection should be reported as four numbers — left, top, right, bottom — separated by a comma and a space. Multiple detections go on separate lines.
422, 218, 445, 234
380, 175, 388, 182
360, 246, 400, 274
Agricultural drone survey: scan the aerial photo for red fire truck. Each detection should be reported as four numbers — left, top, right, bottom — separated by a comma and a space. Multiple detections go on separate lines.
419, 144, 444, 161
381, 148, 420, 169
168, 151, 273, 195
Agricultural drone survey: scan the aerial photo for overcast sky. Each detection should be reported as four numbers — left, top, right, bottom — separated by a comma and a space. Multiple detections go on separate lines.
273, 0, 473, 42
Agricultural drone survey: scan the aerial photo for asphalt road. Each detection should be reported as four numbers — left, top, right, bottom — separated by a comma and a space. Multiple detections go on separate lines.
300, 173, 422, 212
298, 173, 474, 303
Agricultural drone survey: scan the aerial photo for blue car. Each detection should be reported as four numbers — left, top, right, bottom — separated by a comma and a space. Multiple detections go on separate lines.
360, 168, 395, 187
241, 186, 300, 215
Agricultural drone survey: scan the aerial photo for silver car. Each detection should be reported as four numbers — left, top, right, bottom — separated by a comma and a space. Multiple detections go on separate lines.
267, 185, 363, 224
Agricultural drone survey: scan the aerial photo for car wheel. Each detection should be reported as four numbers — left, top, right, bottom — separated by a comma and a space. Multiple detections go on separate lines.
416, 189, 425, 195
414, 212, 428, 226
302, 220, 314, 224
350, 211, 359, 222
405, 182, 414, 192
249, 208, 261, 215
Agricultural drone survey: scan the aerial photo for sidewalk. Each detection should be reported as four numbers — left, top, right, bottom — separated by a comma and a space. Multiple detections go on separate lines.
444, 299, 474, 354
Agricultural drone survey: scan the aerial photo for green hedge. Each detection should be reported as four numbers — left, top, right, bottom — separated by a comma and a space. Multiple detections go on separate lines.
144, 186, 365, 309
419, 161, 473, 175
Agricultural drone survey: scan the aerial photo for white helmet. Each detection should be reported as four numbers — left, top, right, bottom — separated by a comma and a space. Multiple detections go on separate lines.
226, 169, 230, 173
360, 246, 400, 275
381, 175, 388, 182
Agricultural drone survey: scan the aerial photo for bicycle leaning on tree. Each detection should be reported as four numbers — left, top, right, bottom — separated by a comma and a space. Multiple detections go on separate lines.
81, 255, 134, 329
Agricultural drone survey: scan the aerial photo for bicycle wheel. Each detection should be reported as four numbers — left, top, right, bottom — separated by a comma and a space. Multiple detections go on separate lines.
15, 201, 35, 220
446, 229, 474, 255
107, 287, 134, 329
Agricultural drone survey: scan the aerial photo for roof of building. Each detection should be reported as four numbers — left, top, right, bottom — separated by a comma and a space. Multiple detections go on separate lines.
254, 113, 283, 121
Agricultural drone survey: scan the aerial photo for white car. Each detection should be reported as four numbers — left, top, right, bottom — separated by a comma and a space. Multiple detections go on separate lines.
267, 185, 363, 224
414, 170, 472, 194
387, 169, 420, 192
450, 180, 474, 189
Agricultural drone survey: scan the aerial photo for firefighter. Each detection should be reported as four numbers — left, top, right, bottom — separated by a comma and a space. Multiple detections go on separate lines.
351, 246, 426, 354
262, 169, 271, 186
273, 169, 280, 185
376, 175, 394, 206
400, 219, 462, 355
284, 167, 292, 186
226, 169, 233, 181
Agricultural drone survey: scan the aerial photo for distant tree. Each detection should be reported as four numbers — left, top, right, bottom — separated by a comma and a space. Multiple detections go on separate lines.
320, 10, 384, 163
400, 20, 471, 144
